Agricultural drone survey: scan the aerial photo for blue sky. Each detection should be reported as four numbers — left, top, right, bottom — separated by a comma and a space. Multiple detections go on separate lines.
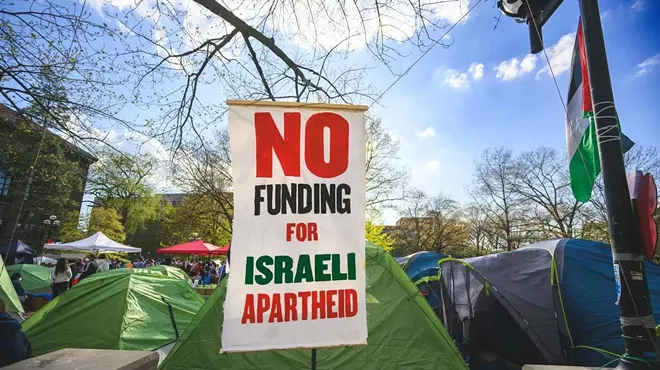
368, 0, 660, 212
78, 0, 660, 224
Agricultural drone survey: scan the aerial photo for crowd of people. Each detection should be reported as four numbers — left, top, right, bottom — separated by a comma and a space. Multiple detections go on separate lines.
9, 254, 228, 305
163, 258, 227, 284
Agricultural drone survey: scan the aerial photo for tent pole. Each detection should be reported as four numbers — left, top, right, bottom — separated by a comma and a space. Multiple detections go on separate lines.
311, 348, 317, 370
578, 0, 658, 367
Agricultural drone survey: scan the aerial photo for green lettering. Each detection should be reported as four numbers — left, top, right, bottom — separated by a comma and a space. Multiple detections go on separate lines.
294, 254, 314, 283
331, 254, 347, 281
274, 255, 294, 284
245, 256, 254, 285
347, 253, 356, 280
315, 254, 332, 282
255, 256, 274, 285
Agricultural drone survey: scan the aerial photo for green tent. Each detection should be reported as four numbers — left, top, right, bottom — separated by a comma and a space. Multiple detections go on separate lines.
0, 258, 23, 313
6, 264, 52, 294
159, 242, 467, 370
22, 268, 205, 356
144, 265, 191, 282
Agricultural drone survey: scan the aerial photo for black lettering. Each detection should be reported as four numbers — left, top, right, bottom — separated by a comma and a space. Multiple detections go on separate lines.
298, 184, 312, 213
337, 184, 351, 214
282, 183, 296, 214
314, 183, 320, 213
267, 184, 280, 215
252, 183, 352, 215
254, 185, 265, 216
321, 184, 335, 214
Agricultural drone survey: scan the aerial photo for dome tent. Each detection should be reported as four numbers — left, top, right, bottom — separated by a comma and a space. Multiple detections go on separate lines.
22, 268, 204, 356
159, 241, 467, 370
0, 257, 23, 313
6, 264, 52, 294
437, 239, 660, 367
144, 265, 191, 282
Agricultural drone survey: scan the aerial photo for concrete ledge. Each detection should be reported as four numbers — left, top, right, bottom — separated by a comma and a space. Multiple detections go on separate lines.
4, 348, 159, 370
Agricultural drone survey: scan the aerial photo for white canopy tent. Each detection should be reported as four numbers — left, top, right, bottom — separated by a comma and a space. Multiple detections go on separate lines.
44, 231, 141, 253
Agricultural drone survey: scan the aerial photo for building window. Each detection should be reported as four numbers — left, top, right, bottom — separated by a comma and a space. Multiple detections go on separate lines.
0, 171, 10, 196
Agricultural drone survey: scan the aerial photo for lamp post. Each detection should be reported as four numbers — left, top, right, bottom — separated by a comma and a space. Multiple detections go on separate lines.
43, 215, 60, 244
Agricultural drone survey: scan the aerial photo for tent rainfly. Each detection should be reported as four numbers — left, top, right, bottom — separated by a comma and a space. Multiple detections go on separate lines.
43, 232, 140, 253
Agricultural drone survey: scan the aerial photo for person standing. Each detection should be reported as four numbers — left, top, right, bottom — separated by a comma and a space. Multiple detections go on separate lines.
96, 254, 110, 273
51, 258, 72, 298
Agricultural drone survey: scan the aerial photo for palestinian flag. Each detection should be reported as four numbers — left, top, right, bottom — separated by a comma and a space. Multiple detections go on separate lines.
566, 19, 634, 202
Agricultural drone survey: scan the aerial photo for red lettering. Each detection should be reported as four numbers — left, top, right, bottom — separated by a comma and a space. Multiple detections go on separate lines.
338, 289, 345, 318
269, 293, 283, 323
345, 289, 358, 317
241, 294, 255, 324
296, 223, 307, 241
286, 223, 296, 242
284, 293, 298, 322
305, 112, 349, 178
299, 291, 311, 320
256, 293, 270, 323
311, 290, 326, 319
255, 112, 301, 178
308, 222, 318, 241
326, 290, 338, 319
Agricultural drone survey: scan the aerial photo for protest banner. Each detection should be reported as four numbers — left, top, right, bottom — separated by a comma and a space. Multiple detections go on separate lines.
222, 100, 368, 353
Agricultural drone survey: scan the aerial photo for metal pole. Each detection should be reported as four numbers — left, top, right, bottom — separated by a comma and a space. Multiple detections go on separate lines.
578, 0, 657, 366
311, 349, 317, 370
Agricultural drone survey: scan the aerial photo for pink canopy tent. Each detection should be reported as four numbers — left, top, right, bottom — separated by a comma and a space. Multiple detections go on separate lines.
156, 240, 229, 255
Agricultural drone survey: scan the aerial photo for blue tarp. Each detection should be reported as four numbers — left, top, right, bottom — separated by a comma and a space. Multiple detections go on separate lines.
558, 239, 660, 366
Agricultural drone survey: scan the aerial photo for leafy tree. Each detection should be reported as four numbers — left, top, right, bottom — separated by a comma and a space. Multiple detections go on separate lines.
365, 221, 395, 252
163, 194, 232, 247
88, 207, 126, 243
124, 200, 173, 255
57, 210, 86, 242
87, 151, 159, 235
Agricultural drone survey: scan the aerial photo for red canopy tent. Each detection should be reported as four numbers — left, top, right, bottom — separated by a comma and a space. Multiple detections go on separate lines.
209, 245, 230, 255
156, 240, 228, 255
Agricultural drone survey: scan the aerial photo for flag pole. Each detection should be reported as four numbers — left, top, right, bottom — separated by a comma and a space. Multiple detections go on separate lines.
578, 0, 658, 367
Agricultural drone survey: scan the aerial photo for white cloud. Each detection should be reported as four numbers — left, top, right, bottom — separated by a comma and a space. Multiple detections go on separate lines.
444, 69, 470, 89
631, 0, 644, 12
468, 62, 484, 80
437, 61, 484, 88
494, 54, 537, 81
417, 127, 436, 139
635, 53, 660, 77
535, 32, 576, 79
600, 9, 612, 21
423, 160, 440, 172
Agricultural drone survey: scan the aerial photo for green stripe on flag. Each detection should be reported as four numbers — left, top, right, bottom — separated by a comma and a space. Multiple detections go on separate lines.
568, 113, 632, 202
569, 113, 600, 202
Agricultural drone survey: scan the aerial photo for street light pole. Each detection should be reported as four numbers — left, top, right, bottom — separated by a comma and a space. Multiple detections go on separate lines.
42, 214, 60, 254
578, 1, 657, 366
